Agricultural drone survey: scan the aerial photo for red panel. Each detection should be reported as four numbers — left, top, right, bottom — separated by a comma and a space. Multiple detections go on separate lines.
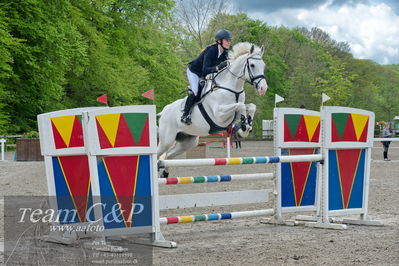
331, 119, 341, 142
137, 116, 150, 146
341, 115, 357, 141
292, 116, 309, 142
104, 156, 138, 227
59, 155, 90, 222
358, 119, 369, 142
311, 123, 320, 142
289, 149, 314, 206
336, 149, 361, 208
114, 115, 136, 147
96, 119, 113, 149
68, 116, 84, 148
51, 121, 67, 149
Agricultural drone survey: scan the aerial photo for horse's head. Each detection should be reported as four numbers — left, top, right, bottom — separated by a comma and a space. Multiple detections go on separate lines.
229, 43, 268, 95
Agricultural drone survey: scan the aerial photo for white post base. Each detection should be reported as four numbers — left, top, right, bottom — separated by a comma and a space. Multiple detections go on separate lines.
109, 233, 177, 248
341, 218, 383, 226
304, 222, 347, 230
39, 231, 78, 245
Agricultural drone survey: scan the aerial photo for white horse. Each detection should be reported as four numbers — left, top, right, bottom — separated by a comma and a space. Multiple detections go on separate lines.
158, 42, 268, 177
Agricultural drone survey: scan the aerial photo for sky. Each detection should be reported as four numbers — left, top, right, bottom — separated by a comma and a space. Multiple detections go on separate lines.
228, 0, 399, 65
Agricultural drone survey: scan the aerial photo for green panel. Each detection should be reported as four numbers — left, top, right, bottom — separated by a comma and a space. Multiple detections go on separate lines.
123, 113, 148, 143
332, 113, 349, 139
285, 114, 302, 139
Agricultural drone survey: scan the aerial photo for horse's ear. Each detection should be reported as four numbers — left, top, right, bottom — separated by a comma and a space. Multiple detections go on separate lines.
250, 44, 254, 54
261, 45, 264, 56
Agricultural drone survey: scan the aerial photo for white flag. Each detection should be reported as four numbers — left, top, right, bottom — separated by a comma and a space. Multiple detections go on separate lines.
322, 93, 330, 103
275, 94, 284, 104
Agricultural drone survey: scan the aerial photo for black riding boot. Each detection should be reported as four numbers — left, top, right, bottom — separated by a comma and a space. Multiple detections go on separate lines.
181, 93, 196, 125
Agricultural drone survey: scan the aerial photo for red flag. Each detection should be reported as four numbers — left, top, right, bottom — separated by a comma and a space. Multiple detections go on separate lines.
141, 89, 154, 100
96, 94, 108, 105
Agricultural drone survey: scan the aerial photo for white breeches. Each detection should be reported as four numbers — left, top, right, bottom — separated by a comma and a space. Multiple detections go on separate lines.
187, 68, 200, 96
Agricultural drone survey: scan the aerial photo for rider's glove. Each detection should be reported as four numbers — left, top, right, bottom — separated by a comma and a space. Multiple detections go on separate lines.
217, 61, 228, 70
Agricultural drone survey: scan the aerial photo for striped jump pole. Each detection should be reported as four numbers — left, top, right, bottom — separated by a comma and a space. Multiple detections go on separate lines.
160, 209, 275, 224
159, 154, 323, 168
158, 173, 274, 185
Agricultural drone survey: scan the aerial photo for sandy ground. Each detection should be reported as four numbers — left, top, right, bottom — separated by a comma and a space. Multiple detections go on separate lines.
0, 141, 398, 265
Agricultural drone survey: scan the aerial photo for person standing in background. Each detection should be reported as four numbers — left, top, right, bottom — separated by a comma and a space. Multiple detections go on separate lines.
382, 123, 392, 161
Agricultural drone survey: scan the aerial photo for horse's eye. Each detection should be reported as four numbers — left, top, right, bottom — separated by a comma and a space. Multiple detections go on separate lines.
250, 64, 255, 68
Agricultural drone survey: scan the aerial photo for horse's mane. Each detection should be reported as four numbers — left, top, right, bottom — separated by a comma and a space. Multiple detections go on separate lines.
228, 42, 262, 60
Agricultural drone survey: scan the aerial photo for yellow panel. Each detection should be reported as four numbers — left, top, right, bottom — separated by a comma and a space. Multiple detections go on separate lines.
96, 114, 121, 147
351, 114, 369, 140
51, 115, 76, 147
303, 115, 320, 141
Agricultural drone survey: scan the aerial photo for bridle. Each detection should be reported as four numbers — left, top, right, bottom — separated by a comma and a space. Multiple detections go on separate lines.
225, 55, 266, 91
210, 55, 266, 102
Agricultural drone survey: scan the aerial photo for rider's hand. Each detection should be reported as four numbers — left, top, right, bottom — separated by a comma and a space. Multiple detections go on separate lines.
217, 61, 227, 70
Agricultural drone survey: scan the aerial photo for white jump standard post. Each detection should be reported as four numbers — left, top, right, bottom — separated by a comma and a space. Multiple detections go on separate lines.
0, 138, 5, 161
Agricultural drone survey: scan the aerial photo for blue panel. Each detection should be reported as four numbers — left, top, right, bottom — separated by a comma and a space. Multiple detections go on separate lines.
300, 160, 317, 206
132, 155, 152, 227
86, 188, 95, 222
328, 150, 344, 210
281, 149, 296, 207
348, 149, 365, 209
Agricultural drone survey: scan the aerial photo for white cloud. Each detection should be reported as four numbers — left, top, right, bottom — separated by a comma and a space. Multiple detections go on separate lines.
247, 2, 399, 64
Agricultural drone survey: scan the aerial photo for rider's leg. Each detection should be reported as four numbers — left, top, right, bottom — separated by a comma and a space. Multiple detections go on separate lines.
181, 92, 196, 125
182, 68, 199, 125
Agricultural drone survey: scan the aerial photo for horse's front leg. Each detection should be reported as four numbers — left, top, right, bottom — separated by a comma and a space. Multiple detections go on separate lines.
217, 102, 247, 124
239, 103, 257, 138
246, 103, 256, 127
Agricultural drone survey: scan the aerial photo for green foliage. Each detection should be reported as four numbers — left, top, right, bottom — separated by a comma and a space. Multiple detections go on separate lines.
24, 130, 39, 139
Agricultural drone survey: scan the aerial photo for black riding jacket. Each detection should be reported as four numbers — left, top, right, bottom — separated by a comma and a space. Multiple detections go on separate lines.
188, 43, 228, 77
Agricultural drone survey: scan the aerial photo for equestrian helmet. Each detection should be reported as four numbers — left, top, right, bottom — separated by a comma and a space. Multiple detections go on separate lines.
215, 29, 232, 40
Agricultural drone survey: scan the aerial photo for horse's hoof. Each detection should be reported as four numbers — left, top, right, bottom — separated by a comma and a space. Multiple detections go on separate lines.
160, 170, 169, 178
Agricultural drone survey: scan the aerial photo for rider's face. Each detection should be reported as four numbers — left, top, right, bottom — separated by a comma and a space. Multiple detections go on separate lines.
222, 39, 232, 49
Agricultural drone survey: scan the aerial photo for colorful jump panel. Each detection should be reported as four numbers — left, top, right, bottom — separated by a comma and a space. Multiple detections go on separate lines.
96, 113, 150, 149
281, 148, 318, 207
51, 115, 84, 149
331, 113, 369, 142
328, 149, 366, 210
97, 155, 152, 229
284, 114, 320, 142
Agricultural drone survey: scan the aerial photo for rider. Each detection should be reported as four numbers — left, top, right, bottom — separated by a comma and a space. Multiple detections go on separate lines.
181, 29, 233, 125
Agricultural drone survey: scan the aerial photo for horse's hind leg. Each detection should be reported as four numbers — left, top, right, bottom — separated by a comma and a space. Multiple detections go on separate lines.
167, 136, 199, 159
159, 136, 198, 178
